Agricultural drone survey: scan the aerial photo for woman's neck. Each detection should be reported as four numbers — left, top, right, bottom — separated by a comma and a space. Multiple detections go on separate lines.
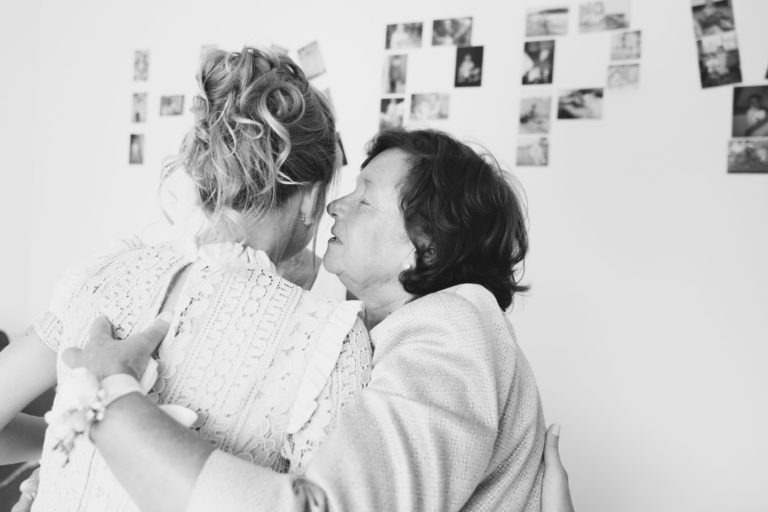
358, 289, 413, 330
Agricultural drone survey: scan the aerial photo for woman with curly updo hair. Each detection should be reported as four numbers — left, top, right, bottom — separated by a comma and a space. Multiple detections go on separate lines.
0, 47, 373, 511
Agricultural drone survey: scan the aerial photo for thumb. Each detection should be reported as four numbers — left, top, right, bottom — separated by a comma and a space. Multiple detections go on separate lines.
544, 423, 563, 468
89, 315, 114, 343
134, 312, 172, 353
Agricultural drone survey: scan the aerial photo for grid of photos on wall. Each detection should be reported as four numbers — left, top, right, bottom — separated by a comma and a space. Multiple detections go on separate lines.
728, 85, 768, 173
130, 50, 149, 165
380, 17, 483, 131
690, 0, 742, 89
518, 1, 641, 168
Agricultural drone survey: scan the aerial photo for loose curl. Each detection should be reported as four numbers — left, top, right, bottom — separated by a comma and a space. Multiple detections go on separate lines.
362, 129, 529, 310
164, 46, 337, 240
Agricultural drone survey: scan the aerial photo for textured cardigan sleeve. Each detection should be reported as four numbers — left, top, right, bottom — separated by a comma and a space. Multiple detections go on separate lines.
187, 284, 542, 511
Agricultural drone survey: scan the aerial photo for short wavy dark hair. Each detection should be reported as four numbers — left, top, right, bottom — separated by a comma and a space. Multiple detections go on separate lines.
362, 129, 529, 310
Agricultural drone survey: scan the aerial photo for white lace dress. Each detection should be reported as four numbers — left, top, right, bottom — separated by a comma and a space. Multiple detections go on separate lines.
29, 240, 372, 512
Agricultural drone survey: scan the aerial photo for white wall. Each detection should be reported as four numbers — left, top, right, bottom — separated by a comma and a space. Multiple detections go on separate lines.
1, 0, 766, 510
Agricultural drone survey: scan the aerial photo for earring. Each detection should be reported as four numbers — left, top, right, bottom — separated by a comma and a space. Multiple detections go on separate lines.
300, 215, 313, 226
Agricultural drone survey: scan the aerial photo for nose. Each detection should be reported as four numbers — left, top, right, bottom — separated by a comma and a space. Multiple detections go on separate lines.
327, 198, 338, 218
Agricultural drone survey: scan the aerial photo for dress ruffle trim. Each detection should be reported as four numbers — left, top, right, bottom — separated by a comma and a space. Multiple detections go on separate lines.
285, 299, 363, 434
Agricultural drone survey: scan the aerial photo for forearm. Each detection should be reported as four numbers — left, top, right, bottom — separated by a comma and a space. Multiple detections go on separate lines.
89, 393, 214, 512
0, 414, 46, 464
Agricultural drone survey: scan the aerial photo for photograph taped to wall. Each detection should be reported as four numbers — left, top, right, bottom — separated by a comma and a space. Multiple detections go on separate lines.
129, 134, 144, 165
732, 86, 768, 137
697, 31, 741, 88
579, 0, 631, 33
522, 40, 555, 85
727, 139, 768, 173
526, 7, 569, 37
385, 22, 423, 50
383, 54, 408, 94
322, 88, 335, 113
432, 17, 472, 46
519, 96, 552, 134
517, 136, 549, 166
411, 93, 450, 121
270, 43, 289, 56
380, 97, 405, 130
557, 88, 603, 119
610, 30, 642, 60
455, 46, 483, 87
298, 41, 326, 80
691, 0, 735, 40
133, 50, 149, 81
132, 93, 147, 123
160, 95, 184, 116
607, 64, 640, 89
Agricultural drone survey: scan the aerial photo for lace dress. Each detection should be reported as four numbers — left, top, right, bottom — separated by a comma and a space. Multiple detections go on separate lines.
30, 240, 372, 512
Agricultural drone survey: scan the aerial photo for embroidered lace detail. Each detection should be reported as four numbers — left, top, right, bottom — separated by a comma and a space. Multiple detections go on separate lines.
32, 241, 372, 511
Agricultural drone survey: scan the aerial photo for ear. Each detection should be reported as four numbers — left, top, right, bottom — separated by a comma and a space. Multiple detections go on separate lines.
300, 182, 323, 226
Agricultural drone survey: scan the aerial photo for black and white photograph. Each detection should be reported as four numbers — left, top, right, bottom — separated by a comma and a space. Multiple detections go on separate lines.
159, 95, 184, 116
379, 97, 405, 129
410, 93, 450, 121
133, 50, 149, 81
579, 0, 631, 33
519, 96, 552, 134
610, 30, 642, 60
298, 41, 326, 79
557, 88, 604, 119
131, 93, 147, 123
727, 139, 768, 173
517, 136, 549, 166
385, 22, 423, 50
697, 31, 742, 88
269, 43, 288, 55
732, 86, 768, 138
200, 44, 218, 58
691, 0, 735, 39
525, 7, 570, 37
383, 54, 408, 94
607, 63, 640, 89
431, 17, 473, 46
455, 46, 483, 87
522, 40, 555, 85
128, 134, 144, 164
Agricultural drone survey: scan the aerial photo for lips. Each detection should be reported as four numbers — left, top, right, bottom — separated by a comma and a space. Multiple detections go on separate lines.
330, 227, 342, 244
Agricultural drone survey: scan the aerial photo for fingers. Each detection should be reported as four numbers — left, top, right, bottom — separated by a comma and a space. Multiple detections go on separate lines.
135, 313, 172, 354
61, 347, 84, 369
88, 315, 114, 342
544, 423, 564, 470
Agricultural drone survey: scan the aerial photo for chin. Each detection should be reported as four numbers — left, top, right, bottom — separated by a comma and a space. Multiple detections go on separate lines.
321, 250, 343, 276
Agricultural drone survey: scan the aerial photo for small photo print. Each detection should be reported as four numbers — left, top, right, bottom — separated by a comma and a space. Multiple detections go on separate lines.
732, 86, 768, 137
270, 43, 289, 56
411, 93, 450, 121
385, 22, 423, 50
692, 0, 735, 40
519, 96, 552, 134
526, 7, 570, 37
380, 97, 406, 130
321, 88, 335, 113
579, 0, 631, 33
200, 44, 218, 59
698, 31, 742, 88
432, 17, 473, 46
455, 46, 483, 87
557, 88, 604, 119
517, 136, 550, 167
522, 40, 555, 85
159, 95, 185, 116
607, 63, 641, 89
129, 134, 144, 165
133, 50, 149, 81
611, 30, 642, 60
132, 93, 147, 123
727, 139, 768, 173
383, 54, 408, 94
298, 41, 326, 80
